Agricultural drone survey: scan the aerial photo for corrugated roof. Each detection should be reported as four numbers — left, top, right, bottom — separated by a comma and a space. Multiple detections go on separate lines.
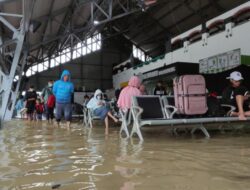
0, 0, 248, 64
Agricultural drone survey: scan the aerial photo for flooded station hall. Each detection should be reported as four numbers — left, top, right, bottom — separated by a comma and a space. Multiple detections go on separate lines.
1, 0, 250, 189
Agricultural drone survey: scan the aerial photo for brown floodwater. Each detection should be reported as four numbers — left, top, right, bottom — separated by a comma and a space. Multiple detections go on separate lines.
1, 120, 250, 190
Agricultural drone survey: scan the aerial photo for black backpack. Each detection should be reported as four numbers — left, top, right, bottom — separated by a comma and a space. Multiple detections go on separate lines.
207, 96, 225, 117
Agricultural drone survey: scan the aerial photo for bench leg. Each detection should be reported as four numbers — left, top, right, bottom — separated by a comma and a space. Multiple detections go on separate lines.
130, 121, 143, 141
191, 125, 210, 138
83, 113, 88, 127
87, 115, 93, 128
127, 110, 132, 126
172, 128, 179, 136
120, 119, 129, 138
119, 110, 130, 138
89, 118, 93, 128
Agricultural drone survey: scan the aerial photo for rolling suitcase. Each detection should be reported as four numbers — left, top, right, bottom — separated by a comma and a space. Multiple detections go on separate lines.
173, 75, 207, 115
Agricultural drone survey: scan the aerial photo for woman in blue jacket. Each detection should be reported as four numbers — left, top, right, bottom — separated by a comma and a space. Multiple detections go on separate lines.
53, 70, 74, 128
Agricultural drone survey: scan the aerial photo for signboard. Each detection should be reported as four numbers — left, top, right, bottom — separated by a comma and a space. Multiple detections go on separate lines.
142, 67, 176, 81
199, 49, 241, 74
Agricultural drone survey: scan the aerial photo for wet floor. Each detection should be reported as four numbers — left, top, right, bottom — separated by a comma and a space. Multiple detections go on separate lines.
1, 121, 250, 190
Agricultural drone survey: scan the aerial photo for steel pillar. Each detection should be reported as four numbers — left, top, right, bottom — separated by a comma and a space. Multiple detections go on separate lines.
0, 0, 31, 123
0, 33, 25, 121
4, 51, 27, 121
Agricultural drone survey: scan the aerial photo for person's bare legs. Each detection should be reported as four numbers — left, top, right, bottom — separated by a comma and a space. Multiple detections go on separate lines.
244, 111, 250, 117
236, 95, 247, 120
104, 116, 109, 135
66, 121, 71, 129
107, 111, 118, 122
57, 120, 60, 127
27, 113, 34, 122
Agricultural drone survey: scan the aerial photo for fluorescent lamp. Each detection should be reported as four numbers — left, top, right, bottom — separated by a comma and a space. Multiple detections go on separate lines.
93, 20, 99, 25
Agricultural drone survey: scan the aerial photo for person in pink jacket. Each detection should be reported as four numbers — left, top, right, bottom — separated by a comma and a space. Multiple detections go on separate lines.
117, 76, 142, 110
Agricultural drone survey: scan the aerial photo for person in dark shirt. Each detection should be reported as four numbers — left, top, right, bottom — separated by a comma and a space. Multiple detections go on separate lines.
25, 85, 37, 121
139, 84, 148, 95
153, 81, 167, 96
222, 71, 250, 120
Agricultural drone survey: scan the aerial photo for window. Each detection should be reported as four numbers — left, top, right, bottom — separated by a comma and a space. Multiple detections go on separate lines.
44, 60, 49, 69
26, 68, 32, 77
25, 33, 102, 78
72, 49, 77, 59
50, 58, 56, 68
61, 54, 66, 64
133, 45, 148, 62
55, 56, 60, 66
31, 65, 37, 73
82, 46, 87, 55
87, 37, 92, 45
97, 41, 101, 49
77, 42, 81, 49
92, 42, 97, 51
38, 63, 43, 72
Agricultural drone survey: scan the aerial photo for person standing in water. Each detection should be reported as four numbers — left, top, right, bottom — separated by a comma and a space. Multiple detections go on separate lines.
53, 70, 74, 129
41, 80, 54, 123
24, 85, 37, 121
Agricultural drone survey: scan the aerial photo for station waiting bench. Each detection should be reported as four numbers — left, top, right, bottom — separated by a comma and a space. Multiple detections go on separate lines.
84, 101, 118, 128
84, 108, 102, 128
128, 96, 250, 141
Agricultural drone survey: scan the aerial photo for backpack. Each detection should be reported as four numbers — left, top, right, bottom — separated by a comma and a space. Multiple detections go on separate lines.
47, 94, 55, 108
207, 96, 225, 117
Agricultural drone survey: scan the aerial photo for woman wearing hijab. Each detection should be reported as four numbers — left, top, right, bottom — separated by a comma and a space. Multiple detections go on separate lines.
87, 89, 118, 134
117, 76, 142, 110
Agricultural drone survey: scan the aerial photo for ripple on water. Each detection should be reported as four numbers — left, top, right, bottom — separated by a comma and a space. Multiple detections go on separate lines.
1, 121, 250, 189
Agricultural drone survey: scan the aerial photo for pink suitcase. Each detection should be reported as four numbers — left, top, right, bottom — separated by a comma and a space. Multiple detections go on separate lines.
173, 75, 207, 115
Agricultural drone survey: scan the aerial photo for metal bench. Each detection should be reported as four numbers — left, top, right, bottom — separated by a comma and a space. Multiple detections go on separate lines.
119, 109, 132, 138
85, 108, 101, 128
130, 96, 248, 141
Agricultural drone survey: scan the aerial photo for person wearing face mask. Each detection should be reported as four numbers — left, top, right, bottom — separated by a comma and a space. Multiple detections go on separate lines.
24, 85, 37, 121
41, 80, 54, 123
87, 89, 118, 134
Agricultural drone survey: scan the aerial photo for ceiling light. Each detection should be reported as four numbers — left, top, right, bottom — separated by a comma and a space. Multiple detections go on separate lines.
93, 20, 99, 25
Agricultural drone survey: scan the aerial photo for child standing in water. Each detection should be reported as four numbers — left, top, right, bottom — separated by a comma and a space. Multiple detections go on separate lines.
35, 99, 44, 121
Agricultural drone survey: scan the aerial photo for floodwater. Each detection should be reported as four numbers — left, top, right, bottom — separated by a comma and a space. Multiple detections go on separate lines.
1, 121, 250, 190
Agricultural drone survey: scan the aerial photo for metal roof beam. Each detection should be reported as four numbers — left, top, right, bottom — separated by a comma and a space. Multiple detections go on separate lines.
0, 16, 18, 33
138, 1, 213, 47
34, 6, 69, 22
0, 12, 23, 18
34, 0, 55, 60
30, 0, 139, 52
128, 0, 186, 40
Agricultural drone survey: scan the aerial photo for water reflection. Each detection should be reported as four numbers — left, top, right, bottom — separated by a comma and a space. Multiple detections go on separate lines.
115, 139, 143, 190
0, 121, 250, 189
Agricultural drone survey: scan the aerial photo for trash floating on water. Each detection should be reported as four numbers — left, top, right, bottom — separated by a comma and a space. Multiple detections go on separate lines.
51, 184, 61, 189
